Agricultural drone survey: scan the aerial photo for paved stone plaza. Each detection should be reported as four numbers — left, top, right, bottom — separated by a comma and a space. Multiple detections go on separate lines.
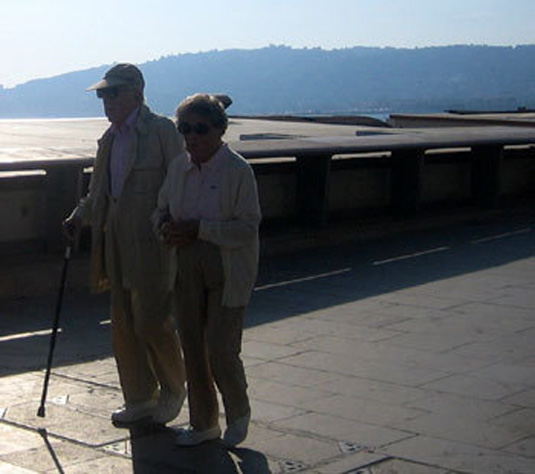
1, 208, 534, 473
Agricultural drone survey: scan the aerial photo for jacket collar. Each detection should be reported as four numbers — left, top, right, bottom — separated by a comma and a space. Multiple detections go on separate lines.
98, 103, 151, 145
134, 104, 151, 136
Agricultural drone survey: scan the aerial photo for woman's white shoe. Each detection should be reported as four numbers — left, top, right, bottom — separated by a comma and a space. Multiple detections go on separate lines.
174, 426, 221, 446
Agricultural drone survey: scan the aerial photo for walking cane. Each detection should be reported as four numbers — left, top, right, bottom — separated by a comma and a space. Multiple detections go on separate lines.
37, 244, 72, 418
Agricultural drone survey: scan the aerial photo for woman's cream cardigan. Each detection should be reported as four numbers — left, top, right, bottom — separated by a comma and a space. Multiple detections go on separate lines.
153, 143, 261, 307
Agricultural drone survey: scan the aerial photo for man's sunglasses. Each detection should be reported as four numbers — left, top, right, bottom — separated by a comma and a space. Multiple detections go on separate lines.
177, 122, 212, 136
96, 87, 124, 99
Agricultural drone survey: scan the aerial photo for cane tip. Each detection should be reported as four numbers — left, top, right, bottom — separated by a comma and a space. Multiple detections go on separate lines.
37, 407, 45, 418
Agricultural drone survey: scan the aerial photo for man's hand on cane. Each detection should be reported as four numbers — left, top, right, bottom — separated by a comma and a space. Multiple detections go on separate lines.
62, 215, 82, 242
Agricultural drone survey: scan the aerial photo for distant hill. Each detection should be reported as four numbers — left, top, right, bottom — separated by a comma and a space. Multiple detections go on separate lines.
1, 45, 535, 118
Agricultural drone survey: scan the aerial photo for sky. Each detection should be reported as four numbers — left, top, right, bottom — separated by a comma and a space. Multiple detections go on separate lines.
2, 0, 534, 88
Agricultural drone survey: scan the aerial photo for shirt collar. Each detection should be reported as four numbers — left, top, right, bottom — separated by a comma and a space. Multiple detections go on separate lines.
110, 107, 140, 135
185, 142, 226, 172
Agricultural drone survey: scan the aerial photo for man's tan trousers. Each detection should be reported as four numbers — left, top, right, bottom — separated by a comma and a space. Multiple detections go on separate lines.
106, 202, 186, 405
110, 287, 186, 405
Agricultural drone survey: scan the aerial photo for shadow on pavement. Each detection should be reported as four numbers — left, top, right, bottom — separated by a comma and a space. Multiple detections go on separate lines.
248, 212, 534, 326
1, 210, 533, 376
128, 425, 270, 474
37, 428, 65, 474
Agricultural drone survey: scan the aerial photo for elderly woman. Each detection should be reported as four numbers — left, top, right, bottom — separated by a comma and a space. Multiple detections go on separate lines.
153, 93, 261, 446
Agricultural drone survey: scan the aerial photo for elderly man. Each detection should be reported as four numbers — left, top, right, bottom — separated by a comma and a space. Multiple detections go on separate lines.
63, 63, 186, 425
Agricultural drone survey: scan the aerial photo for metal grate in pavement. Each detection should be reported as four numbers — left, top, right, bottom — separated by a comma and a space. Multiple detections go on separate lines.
339, 441, 368, 454
279, 459, 308, 473
102, 440, 131, 457
50, 395, 69, 405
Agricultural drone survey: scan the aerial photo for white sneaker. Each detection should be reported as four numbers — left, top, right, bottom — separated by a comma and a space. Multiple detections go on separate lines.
111, 399, 158, 424
223, 410, 251, 447
174, 426, 221, 446
153, 390, 187, 424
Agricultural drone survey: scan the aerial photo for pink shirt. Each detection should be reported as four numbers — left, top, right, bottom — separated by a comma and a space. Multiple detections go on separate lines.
180, 144, 226, 221
109, 108, 139, 198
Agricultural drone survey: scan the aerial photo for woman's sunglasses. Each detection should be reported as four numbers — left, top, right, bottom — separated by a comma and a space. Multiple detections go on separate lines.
177, 122, 212, 136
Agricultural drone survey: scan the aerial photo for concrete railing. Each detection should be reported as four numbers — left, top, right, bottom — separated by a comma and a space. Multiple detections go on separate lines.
1, 125, 534, 252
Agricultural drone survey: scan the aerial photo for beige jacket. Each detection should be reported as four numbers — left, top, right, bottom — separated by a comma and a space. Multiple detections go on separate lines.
153, 143, 261, 307
73, 104, 183, 292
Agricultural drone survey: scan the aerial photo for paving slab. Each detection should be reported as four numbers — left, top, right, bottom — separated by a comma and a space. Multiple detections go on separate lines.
1, 208, 534, 473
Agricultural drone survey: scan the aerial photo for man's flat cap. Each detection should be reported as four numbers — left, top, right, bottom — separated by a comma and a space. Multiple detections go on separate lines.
86, 63, 145, 91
